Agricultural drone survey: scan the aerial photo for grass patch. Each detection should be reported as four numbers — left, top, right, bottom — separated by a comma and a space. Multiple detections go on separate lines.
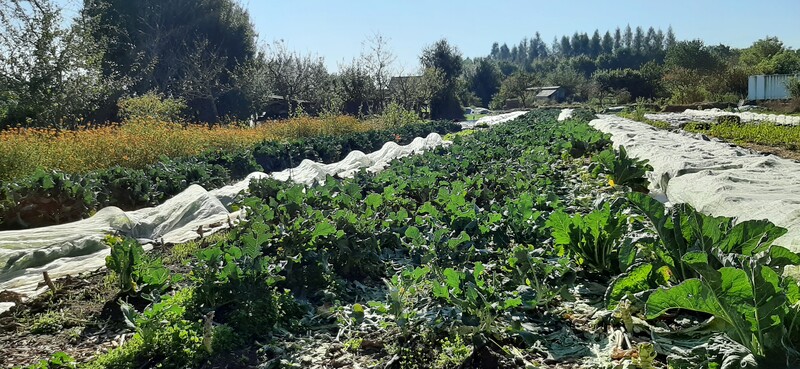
464, 114, 488, 121
618, 112, 671, 130
29, 311, 67, 334
164, 232, 228, 265
443, 129, 476, 141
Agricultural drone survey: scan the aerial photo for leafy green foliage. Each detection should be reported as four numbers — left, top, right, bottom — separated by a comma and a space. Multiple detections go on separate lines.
618, 190, 800, 366
117, 289, 206, 368
145, 157, 229, 203
252, 120, 460, 173
117, 93, 187, 123
104, 235, 172, 296
788, 77, 800, 99
95, 167, 154, 210
546, 204, 631, 276
433, 263, 514, 335
420, 39, 464, 120
494, 72, 535, 108
593, 67, 662, 100
665, 40, 721, 73
24, 352, 77, 369
435, 334, 472, 368
684, 120, 800, 151
43, 108, 797, 369
379, 102, 419, 128
627, 193, 788, 281
714, 115, 742, 126
151, 109, 604, 361
559, 121, 611, 157
191, 226, 303, 340
646, 249, 800, 365
504, 244, 575, 308
0, 120, 460, 230
0, 0, 114, 130
470, 59, 502, 107
0, 169, 96, 229
85, 0, 257, 122
569, 108, 598, 123
29, 311, 67, 335
605, 263, 655, 309
592, 145, 653, 192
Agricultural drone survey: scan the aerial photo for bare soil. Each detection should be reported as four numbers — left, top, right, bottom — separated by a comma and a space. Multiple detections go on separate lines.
738, 142, 800, 162
0, 270, 127, 368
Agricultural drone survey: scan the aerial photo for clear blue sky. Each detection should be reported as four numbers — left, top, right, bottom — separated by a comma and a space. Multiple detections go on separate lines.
245, 0, 800, 71
57, 0, 800, 72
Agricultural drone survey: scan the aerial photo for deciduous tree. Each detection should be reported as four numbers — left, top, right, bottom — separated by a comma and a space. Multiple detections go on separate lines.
362, 32, 396, 112
84, 0, 257, 122
263, 41, 329, 115
0, 0, 115, 128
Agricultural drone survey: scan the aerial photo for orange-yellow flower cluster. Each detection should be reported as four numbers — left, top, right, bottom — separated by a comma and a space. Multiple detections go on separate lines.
0, 115, 372, 181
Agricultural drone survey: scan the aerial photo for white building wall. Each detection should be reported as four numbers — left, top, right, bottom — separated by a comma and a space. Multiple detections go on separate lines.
748, 74, 800, 100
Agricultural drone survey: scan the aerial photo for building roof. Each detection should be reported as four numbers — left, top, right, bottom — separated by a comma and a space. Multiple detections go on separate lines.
536, 89, 559, 98
389, 76, 423, 90
525, 86, 563, 98
525, 86, 561, 91
266, 94, 310, 104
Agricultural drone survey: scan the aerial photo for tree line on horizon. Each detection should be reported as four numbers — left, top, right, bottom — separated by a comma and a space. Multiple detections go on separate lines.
470, 26, 800, 109
1, 0, 799, 131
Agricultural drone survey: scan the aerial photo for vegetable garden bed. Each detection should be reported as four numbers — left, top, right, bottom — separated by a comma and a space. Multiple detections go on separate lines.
0, 121, 460, 230
2, 110, 799, 369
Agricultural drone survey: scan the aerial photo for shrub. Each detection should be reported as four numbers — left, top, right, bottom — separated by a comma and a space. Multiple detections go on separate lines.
631, 104, 647, 121
786, 76, 800, 99
489, 94, 505, 111
118, 92, 187, 123
379, 102, 419, 129
615, 89, 633, 104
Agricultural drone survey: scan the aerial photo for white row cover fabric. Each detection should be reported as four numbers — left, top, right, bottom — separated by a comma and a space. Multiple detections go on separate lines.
0, 133, 448, 313
460, 111, 528, 129
558, 109, 574, 121
646, 109, 800, 127
589, 114, 800, 251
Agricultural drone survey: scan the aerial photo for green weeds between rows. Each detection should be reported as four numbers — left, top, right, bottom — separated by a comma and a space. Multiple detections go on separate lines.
22, 109, 800, 368
621, 107, 800, 154
685, 121, 800, 150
